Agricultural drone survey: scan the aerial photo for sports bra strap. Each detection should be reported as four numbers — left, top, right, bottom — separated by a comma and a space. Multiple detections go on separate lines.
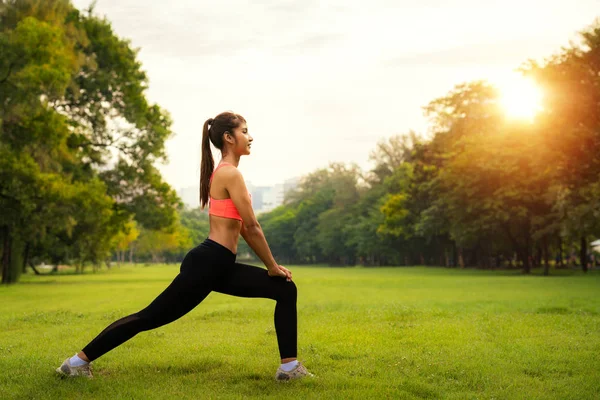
210, 162, 233, 182
215, 162, 232, 170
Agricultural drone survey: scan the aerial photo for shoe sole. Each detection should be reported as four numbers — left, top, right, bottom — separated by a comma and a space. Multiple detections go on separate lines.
55, 365, 92, 378
275, 372, 315, 381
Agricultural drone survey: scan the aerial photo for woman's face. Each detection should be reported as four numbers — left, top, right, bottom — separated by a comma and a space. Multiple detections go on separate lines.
230, 122, 253, 156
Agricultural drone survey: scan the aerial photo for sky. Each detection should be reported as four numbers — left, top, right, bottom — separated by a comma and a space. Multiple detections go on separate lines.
72, 0, 599, 190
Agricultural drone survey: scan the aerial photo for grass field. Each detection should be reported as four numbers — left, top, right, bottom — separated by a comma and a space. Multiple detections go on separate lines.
1, 265, 599, 399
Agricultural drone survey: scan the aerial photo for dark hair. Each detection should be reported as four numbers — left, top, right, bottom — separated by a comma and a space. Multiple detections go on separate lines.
200, 111, 247, 209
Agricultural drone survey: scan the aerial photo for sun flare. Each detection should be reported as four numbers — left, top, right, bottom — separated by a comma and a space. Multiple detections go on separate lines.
497, 75, 544, 121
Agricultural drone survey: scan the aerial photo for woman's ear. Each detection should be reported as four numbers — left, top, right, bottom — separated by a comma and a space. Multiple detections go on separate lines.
224, 131, 235, 144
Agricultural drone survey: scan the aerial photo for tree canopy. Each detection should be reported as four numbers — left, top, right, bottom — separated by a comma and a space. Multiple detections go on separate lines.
1, 0, 179, 283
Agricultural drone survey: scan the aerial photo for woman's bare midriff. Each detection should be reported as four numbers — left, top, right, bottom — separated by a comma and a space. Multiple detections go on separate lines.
208, 214, 243, 254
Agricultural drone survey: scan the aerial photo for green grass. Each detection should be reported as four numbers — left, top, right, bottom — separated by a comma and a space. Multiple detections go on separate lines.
1, 265, 599, 399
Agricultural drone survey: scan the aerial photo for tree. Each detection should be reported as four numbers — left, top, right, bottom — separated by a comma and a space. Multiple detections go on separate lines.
1, 0, 180, 283
112, 219, 139, 265
525, 21, 600, 272
259, 206, 298, 264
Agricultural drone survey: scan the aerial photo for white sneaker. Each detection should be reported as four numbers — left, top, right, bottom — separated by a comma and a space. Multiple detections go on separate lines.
275, 361, 314, 381
55, 358, 93, 378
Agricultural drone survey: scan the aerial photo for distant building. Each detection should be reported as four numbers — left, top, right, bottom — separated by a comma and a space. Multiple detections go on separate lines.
261, 183, 284, 214
178, 186, 199, 209
259, 177, 299, 214
283, 177, 299, 200
245, 181, 270, 212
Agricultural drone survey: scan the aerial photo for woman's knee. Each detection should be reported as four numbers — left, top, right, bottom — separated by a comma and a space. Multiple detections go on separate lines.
277, 280, 297, 303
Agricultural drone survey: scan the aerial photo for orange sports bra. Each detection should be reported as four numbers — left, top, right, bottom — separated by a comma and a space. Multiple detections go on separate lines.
209, 163, 251, 221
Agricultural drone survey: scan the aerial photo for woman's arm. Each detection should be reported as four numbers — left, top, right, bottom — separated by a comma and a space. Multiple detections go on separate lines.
225, 168, 291, 279
239, 220, 277, 271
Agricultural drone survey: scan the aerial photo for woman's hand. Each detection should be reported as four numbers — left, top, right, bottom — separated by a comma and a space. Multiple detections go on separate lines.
268, 265, 292, 281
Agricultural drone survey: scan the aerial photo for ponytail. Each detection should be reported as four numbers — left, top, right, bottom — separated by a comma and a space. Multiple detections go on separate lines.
200, 118, 214, 208
199, 112, 246, 208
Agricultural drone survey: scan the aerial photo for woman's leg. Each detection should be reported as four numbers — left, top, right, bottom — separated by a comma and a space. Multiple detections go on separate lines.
212, 262, 297, 360
81, 246, 226, 362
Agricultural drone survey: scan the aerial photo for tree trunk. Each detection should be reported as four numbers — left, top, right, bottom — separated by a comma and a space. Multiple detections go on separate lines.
1, 227, 11, 284
521, 252, 531, 274
474, 244, 482, 268
519, 245, 531, 274
472, 246, 481, 268
580, 236, 588, 273
556, 236, 563, 267
452, 241, 457, 267
2, 235, 24, 284
521, 230, 532, 274
29, 261, 41, 275
22, 242, 30, 274
543, 236, 550, 276
534, 246, 542, 268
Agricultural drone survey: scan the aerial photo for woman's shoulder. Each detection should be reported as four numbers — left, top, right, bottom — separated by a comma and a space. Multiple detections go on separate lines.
214, 163, 243, 182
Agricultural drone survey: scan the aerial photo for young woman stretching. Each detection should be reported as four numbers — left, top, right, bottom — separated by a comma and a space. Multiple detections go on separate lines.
56, 111, 313, 381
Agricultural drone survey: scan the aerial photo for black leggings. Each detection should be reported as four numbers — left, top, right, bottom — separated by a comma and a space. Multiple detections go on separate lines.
82, 238, 297, 361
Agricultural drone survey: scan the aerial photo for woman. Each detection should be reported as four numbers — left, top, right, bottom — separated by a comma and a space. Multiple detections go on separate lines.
56, 111, 313, 381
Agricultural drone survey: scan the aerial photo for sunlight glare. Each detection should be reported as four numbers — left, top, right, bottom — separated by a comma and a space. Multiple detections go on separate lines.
497, 75, 544, 121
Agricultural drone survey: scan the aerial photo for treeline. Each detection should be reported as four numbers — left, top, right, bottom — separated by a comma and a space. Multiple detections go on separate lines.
1, 0, 599, 283
257, 23, 600, 274
114, 208, 251, 264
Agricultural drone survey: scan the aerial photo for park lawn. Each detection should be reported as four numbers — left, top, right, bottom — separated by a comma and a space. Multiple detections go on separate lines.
0, 265, 599, 399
